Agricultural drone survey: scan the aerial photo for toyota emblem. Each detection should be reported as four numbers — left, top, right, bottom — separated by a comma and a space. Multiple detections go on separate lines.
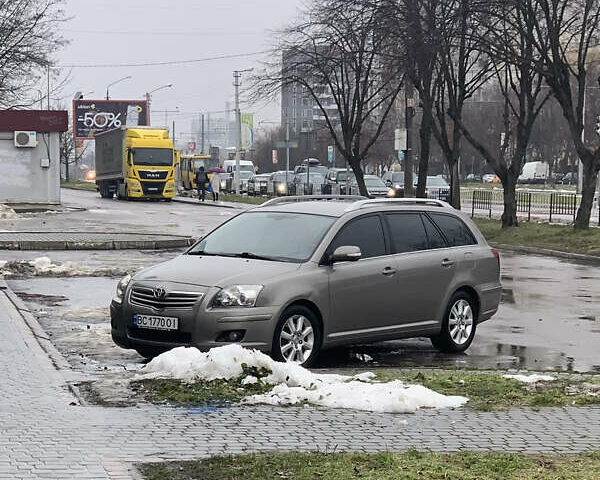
153, 287, 167, 300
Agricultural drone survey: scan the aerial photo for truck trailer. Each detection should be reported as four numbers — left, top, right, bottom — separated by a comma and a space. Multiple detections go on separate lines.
95, 127, 176, 200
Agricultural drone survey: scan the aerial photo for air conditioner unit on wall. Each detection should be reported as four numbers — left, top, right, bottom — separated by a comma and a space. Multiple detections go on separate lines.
14, 131, 37, 148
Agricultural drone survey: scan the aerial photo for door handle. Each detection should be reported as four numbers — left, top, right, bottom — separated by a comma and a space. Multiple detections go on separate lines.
441, 259, 455, 268
382, 267, 397, 276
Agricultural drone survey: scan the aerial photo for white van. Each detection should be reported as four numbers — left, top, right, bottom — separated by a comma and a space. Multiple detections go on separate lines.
223, 160, 255, 174
519, 161, 549, 184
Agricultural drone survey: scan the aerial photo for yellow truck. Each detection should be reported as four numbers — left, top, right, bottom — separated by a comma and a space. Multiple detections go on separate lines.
95, 127, 176, 200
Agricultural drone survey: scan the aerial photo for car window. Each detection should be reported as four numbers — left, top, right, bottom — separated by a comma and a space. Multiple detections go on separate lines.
329, 215, 386, 259
421, 214, 447, 249
429, 213, 477, 247
385, 213, 429, 254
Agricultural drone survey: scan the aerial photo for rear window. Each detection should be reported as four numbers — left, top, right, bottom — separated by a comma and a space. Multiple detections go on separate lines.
428, 213, 476, 247
384, 213, 429, 253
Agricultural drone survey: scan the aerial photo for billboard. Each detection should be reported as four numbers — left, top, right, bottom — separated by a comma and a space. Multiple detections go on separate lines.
241, 113, 254, 149
73, 100, 149, 140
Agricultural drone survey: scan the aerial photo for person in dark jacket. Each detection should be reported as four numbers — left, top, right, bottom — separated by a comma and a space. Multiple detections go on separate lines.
195, 167, 208, 202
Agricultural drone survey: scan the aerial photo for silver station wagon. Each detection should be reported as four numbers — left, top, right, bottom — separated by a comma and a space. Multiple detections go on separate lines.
111, 196, 502, 366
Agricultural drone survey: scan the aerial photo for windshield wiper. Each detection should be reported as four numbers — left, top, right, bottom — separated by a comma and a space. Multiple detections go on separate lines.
187, 251, 223, 257
232, 252, 278, 262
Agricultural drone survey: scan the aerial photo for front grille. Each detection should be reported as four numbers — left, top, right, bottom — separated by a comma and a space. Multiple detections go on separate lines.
141, 181, 166, 195
129, 286, 203, 310
127, 327, 191, 344
139, 170, 169, 180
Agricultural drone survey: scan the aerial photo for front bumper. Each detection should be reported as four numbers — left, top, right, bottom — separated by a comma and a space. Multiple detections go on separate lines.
110, 296, 278, 353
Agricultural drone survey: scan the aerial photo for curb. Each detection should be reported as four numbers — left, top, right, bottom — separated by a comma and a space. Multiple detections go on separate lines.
491, 243, 600, 264
0, 232, 195, 251
172, 195, 240, 209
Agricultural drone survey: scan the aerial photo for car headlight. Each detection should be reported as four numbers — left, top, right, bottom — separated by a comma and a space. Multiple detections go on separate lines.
213, 285, 263, 308
386, 188, 396, 198
116, 274, 132, 301
394, 184, 401, 189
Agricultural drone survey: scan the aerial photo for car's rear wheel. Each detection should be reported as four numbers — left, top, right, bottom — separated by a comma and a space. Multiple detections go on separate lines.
272, 305, 322, 367
135, 346, 167, 359
431, 291, 477, 353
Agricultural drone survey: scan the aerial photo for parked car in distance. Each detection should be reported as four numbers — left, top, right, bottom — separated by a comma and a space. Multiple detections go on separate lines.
247, 174, 271, 196
382, 171, 405, 196
111, 196, 502, 366
222, 170, 254, 193
269, 170, 294, 196
465, 173, 482, 183
482, 174, 497, 183
424, 176, 451, 202
325, 168, 355, 194
350, 175, 393, 197
292, 172, 326, 194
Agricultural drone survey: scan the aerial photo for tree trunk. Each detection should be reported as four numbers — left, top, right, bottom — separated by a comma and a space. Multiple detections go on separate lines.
501, 174, 518, 228
575, 161, 599, 230
350, 159, 369, 197
65, 160, 69, 182
416, 109, 433, 198
450, 159, 461, 209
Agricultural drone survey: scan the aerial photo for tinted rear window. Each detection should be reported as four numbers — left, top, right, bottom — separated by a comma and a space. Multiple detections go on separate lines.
385, 213, 428, 253
429, 213, 477, 247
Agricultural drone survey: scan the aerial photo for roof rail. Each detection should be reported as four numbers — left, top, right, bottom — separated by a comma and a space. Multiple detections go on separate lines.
260, 195, 367, 208
345, 198, 453, 212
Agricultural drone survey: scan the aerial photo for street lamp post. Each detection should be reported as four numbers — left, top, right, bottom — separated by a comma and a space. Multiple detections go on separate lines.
106, 76, 132, 100
233, 68, 253, 195
144, 83, 173, 124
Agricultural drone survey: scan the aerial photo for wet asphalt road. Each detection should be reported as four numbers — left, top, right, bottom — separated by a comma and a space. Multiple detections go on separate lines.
2, 188, 599, 373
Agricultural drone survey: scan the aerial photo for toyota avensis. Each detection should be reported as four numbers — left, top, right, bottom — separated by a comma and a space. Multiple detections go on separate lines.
111, 196, 502, 366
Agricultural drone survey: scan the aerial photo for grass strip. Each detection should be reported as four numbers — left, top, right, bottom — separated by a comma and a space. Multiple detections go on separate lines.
473, 218, 600, 257
376, 371, 600, 411
139, 450, 600, 480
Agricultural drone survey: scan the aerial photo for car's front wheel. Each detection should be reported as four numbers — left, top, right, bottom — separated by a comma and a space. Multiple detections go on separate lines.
431, 291, 477, 353
272, 306, 322, 367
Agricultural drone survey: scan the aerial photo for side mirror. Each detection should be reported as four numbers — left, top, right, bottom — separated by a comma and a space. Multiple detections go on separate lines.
331, 246, 362, 263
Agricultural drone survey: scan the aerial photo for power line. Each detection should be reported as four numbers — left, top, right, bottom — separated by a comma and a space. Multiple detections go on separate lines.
57, 51, 270, 69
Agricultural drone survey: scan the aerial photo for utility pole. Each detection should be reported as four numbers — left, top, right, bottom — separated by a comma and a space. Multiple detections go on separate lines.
201, 113, 205, 154
285, 120, 290, 188
234, 70, 243, 195
172, 120, 176, 146
404, 80, 415, 197
146, 92, 152, 124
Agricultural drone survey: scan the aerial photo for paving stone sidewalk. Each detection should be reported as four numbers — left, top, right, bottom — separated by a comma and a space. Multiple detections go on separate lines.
1, 291, 599, 480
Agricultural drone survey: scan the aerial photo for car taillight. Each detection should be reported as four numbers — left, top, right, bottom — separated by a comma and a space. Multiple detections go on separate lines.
491, 247, 500, 270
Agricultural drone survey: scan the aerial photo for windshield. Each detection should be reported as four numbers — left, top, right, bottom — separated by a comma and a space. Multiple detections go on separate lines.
297, 173, 324, 183
234, 171, 254, 180
297, 165, 328, 176
188, 212, 336, 263
352, 177, 386, 187
132, 148, 173, 166
427, 176, 449, 187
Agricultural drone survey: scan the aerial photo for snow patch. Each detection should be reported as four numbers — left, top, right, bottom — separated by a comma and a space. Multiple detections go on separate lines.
0, 204, 19, 219
141, 345, 468, 413
0, 256, 128, 278
503, 374, 556, 383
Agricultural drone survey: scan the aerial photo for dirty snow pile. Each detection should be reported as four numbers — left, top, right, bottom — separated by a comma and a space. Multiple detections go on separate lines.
0, 256, 127, 277
141, 344, 468, 413
0, 204, 19, 220
503, 374, 556, 383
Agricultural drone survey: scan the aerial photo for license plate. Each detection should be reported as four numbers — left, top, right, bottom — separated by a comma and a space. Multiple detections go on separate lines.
133, 314, 179, 331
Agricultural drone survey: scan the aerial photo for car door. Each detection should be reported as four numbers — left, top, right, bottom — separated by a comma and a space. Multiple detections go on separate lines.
384, 212, 456, 326
326, 215, 399, 340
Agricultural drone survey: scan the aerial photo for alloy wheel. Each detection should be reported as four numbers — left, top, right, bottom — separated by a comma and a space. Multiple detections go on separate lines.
279, 314, 315, 364
448, 299, 474, 345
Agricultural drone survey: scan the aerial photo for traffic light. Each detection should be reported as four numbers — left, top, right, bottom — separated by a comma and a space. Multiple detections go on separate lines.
596, 115, 600, 136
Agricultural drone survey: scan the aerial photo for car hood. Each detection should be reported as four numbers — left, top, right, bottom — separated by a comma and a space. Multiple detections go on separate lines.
133, 254, 302, 288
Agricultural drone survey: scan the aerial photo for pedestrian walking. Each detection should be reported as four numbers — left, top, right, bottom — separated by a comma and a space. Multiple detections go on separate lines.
195, 167, 208, 202
210, 171, 221, 202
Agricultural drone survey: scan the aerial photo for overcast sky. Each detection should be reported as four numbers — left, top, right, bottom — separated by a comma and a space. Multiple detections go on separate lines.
56, 0, 303, 139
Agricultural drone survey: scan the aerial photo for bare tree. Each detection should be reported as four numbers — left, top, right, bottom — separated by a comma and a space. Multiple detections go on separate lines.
254, 0, 405, 196
451, 0, 550, 227
520, 0, 600, 229
432, 0, 495, 209
59, 128, 87, 182
0, 0, 66, 108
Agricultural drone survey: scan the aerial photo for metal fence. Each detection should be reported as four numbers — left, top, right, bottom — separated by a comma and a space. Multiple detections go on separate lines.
464, 188, 600, 225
